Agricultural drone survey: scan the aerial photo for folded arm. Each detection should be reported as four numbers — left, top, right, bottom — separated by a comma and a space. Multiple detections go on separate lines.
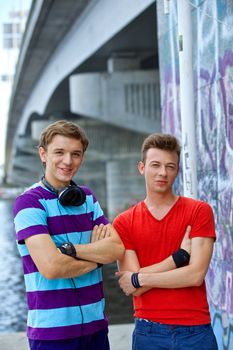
117, 226, 191, 296
139, 237, 214, 288
117, 237, 214, 296
117, 249, 177, 296
26, 224, 124, 280
25, 234, 97, 280
74, 224, 125, 264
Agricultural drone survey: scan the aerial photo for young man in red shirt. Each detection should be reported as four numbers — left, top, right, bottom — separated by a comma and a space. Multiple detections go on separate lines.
114, 133, 218, 350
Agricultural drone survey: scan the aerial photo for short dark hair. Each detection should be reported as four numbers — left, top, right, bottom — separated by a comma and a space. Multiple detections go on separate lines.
141, 133, 181, 163
38, 120, 89, 152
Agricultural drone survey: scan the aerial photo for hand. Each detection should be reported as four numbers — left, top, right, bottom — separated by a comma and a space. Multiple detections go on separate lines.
181, 225, 191, 254
91, 224, 111, 243
115, 271, 136, 296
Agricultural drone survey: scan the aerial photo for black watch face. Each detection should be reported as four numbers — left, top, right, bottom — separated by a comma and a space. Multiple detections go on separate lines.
62, 243, 76, 257
63, 243, 70, 249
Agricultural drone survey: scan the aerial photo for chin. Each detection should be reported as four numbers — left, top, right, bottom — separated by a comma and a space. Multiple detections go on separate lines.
56, 175, 72, 185
154, 187, 168, 193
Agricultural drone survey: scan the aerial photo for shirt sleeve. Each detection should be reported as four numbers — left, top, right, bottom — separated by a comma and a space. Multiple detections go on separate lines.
13, 193, 49, 244
189, 202, 216, 240
86, 188, 109, 226
113, 212, 136, 250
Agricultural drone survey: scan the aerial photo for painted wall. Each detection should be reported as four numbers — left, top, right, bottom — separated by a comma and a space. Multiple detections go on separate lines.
156, 1, 233, 349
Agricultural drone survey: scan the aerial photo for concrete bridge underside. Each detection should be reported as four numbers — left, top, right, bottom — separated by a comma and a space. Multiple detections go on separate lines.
6, 0, 160, 218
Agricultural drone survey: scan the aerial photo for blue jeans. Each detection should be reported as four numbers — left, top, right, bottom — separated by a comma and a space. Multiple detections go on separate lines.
133, 319, 218, 350
29, 327, 109, 350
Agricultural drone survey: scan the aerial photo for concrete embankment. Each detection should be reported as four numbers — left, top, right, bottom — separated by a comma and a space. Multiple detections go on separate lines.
0, 323, 134, 350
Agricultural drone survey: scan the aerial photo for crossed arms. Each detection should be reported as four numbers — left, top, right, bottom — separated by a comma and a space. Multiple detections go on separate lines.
116, 226, 215, 296
25, 224, 124, 280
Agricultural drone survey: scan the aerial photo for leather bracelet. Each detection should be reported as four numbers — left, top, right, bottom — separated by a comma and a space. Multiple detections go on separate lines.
131, 272, 141, 288
172, 248, 190, 268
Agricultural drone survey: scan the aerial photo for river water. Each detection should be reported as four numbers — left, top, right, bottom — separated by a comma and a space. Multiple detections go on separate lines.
0, 199, 133, 333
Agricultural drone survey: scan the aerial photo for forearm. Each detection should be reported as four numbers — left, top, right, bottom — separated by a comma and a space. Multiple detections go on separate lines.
128, 257, 175, 296
139, 256, 176, 273
138, 238, 214, 289
138, 264, 203, 289
122, 254, 179, 296
44, 252, 98, 279
118, 252, 179, 296
75, 238, 125, 264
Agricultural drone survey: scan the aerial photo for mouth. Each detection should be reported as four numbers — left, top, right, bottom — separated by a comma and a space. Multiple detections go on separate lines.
58, 168, 73, 176
155, 180, 167, 186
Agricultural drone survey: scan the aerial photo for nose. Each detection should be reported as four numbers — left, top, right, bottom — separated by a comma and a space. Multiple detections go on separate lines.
158, 165, 167, 176
63, 153, 72, 165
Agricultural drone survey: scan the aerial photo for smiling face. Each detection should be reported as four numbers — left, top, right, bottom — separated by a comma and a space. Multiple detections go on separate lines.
138, 147, 179, 195
39, 134, 84, 188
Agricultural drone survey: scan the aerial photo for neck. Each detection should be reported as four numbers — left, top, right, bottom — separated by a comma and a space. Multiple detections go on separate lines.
41, 176, 71, 193
145, 191, 178, 208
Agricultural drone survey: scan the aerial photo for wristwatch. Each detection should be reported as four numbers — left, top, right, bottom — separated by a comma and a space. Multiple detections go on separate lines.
58, 242, 76, 258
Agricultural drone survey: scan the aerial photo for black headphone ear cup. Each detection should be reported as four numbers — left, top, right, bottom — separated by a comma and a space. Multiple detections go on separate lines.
58, 186, 86, 206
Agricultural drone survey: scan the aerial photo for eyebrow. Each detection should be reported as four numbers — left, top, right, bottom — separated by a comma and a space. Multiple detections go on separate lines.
53, 148, 82, 152
150, 161, 177, 166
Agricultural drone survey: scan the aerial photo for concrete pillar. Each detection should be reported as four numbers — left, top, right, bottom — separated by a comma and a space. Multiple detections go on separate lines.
31, 120, 52, 140
107, 57, 140, 73
106, 157, 145, 220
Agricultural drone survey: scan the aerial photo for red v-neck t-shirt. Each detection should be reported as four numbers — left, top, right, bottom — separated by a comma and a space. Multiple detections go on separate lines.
113, 196, 216, 325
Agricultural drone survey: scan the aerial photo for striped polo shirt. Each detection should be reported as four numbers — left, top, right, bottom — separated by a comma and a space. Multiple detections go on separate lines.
13, 183, 109, 340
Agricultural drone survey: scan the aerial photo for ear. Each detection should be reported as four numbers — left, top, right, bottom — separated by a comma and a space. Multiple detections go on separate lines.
138, 161, 145, 175
38, 146, 47, 163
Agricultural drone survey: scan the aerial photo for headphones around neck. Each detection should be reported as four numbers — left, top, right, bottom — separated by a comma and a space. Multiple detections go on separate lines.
41, 176, 86, 206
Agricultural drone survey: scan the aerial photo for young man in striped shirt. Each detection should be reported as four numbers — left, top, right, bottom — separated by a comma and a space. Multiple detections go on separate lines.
13, 120, 124, 350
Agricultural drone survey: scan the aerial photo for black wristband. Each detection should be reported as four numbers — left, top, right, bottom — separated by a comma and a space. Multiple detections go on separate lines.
58, 242, 76, 258
131, 272, 141, 288
172, 248, 190, 268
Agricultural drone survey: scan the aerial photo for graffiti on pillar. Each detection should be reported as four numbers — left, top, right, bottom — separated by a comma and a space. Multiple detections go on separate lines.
157, 1, 233, 349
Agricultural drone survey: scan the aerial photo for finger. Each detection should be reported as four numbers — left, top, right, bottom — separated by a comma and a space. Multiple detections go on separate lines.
184, 225, 191, 237
91, 225, 99, 242
105, 226, 111, 238
98, 225, 108, 240
115, 271, 123, 277
93, 224, 104, 241
181, 225, 192, 254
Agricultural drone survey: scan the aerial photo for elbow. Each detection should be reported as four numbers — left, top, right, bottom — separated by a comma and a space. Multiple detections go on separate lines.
43, 272, 56, 280
193, 276, 205, 287
114, 242, 125, 262
116, 242, 125, 260
103, 242, 125, 264
191, 271, 206, 287
43, 269, 59, 280
39, 261, 60, 280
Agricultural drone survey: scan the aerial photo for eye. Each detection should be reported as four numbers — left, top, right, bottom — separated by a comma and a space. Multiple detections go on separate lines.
72, 152, 82, 158
166, 165, 176, 170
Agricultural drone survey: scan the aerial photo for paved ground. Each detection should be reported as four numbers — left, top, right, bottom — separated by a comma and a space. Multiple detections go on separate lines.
0, 324, 134, 350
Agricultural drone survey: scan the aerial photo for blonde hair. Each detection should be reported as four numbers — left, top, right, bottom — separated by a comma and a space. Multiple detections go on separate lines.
39, 120, 89, 152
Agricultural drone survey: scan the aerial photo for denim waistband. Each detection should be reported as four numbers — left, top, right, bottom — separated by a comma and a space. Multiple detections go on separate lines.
135, 318, 211, 333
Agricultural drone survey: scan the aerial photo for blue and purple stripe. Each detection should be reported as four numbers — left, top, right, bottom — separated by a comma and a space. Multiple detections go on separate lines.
27, 318, 108, 340
13, 183, 109, 340
27, 282, 104, 310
